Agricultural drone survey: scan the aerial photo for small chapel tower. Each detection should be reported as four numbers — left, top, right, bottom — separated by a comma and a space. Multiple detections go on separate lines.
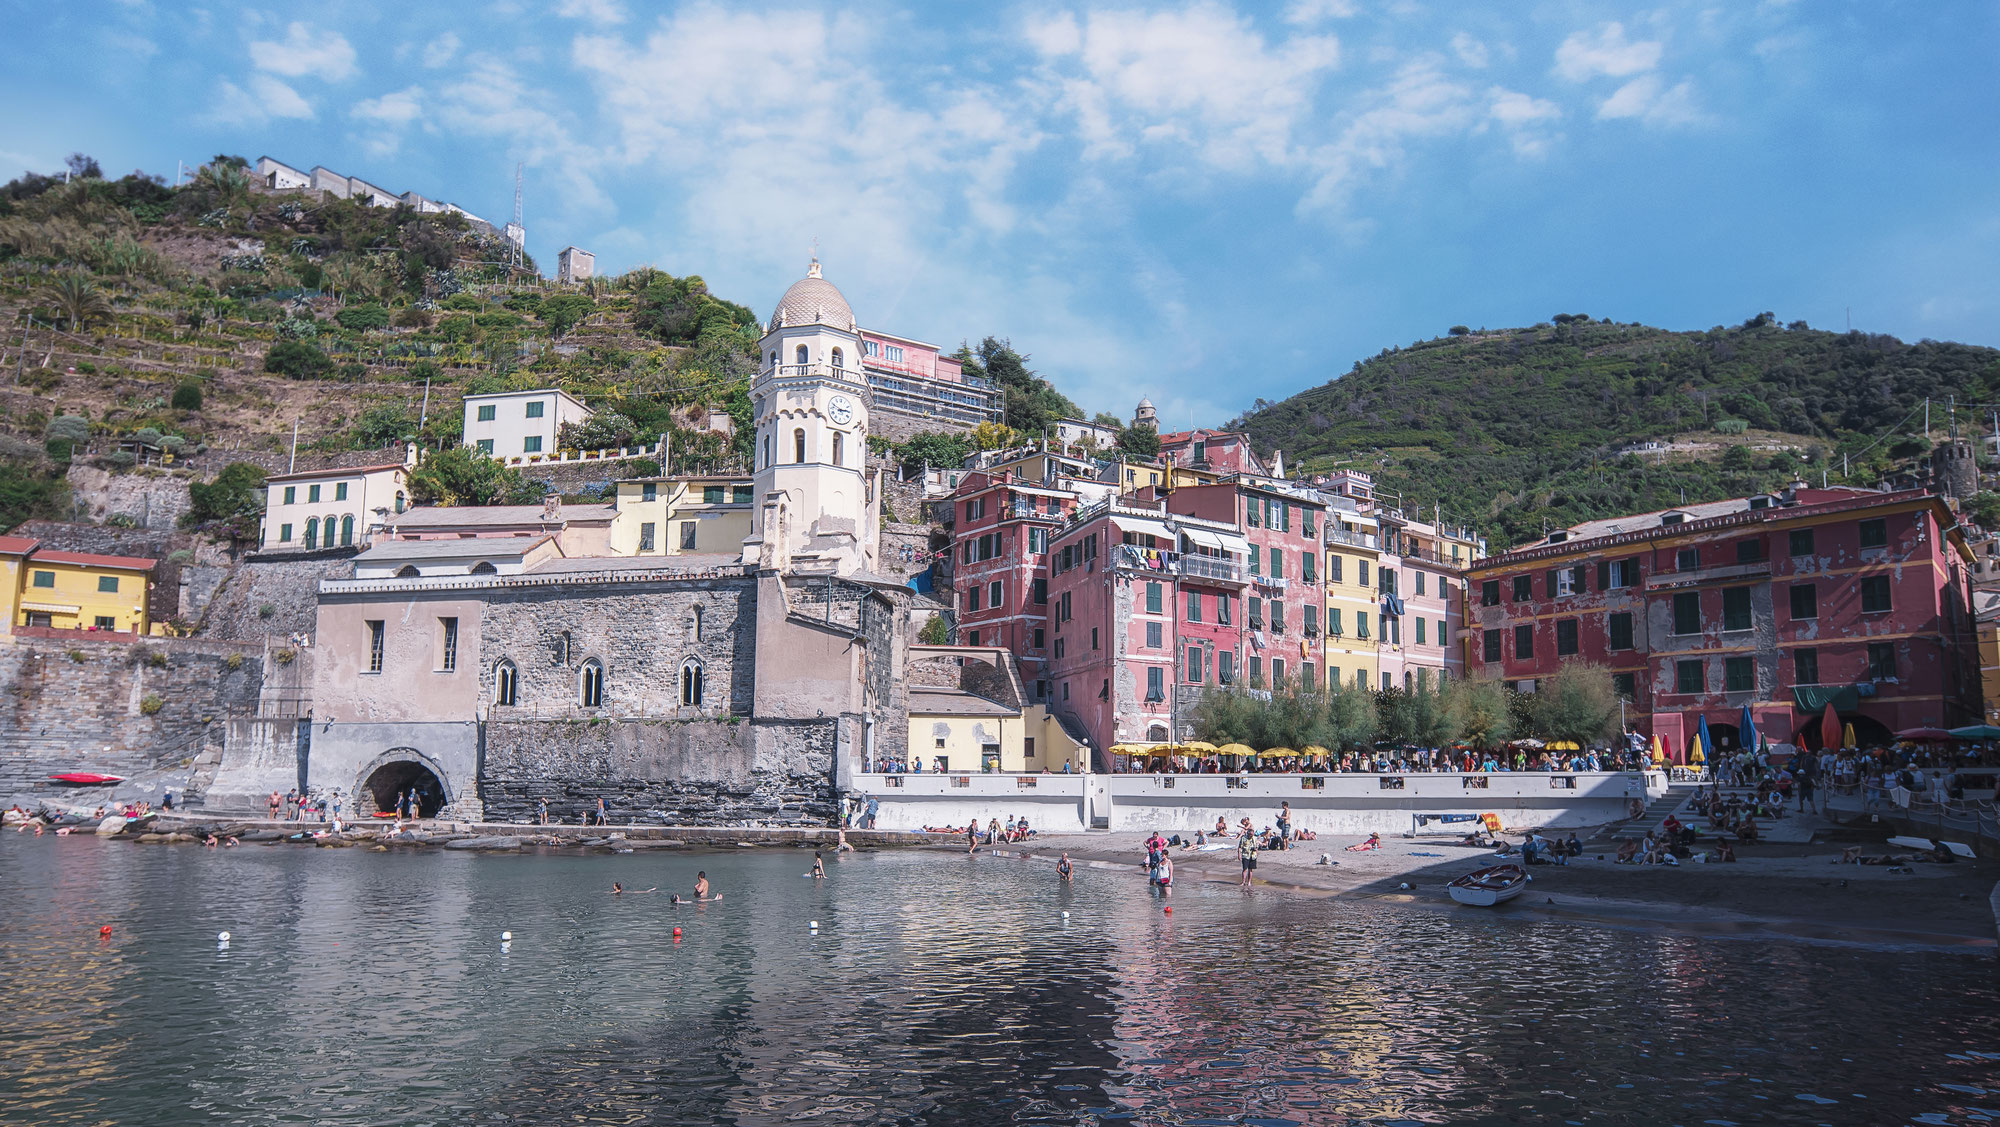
741, 258, 878, 574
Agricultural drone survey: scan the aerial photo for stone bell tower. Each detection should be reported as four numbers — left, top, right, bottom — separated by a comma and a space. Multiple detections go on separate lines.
740, 259, 878, 575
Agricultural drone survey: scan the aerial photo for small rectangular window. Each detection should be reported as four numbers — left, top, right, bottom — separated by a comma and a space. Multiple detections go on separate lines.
1512, 575, 1531, 601
1302, 554, 1316, 583
525, 401, 545, 419
1331, 555, 1345, 584
1676, 547, 1700, 571
283, 486, 296, 505
1415, 617, 1427, 646
1270, 550, 1284, 579
638, 522, 656, 552
367, 620, 385, 673
1724, 656, 1753, 692
1723, 587, 1752, 631
1793, 648, 1819, 684
1275, 600, 1289, 631
1146, 621, 1162, 648
1736, 539, 1765, 563
308, 484, 321, 503
1482, 579, 1500, 606
1858, 518, 1887, 549
642, 482, 658, 502
1186, 591, 1201, 621
967, 585, 981, 612
707, 485, 726, 504
523, 436, 543, 453
1789, 528, 1814, 557
1555, 619, 1578, 655
680, 522, 697, 550
31, 570, 53, 588
94, 615, 117, 630
335, 482, 349, 501
1146, 666, 1164, 701
989, 580, 1002, 609
440, 617, 458, 672
1091, 627, 1099, 650
1868, 642, 1897, 680
1146, 582, 1162, 614
1672, 592, 1701, 635
1186, 645, 1204, 683
1217, 594, 1231, 625
1484, 628, 1502, 663
1514, 623, 1534, 659
1357, 559, 1369, 586
279, 524, 292, 543
1789, 583, 1817, 620
1675, 658, 1703, 694
477, 404, 496, 422
96, 575, 119, 593
476, 439, 494, 455
1612, 672, 1636, 700
1608, 611, 1634, 651
1218, 650, 1234, 684
1860, 575, 1892, 613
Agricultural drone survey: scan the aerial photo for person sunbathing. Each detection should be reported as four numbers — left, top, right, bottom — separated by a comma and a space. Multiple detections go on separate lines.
1737, 817, 1760, 842
1345, 832, 1382, 852
1839, 845, 1864, 864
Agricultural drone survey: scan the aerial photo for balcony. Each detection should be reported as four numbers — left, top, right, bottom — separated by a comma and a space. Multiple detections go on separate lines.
1646, 560, 1773, 592
1004, 501, 1064, 523
1179, 553, 1246, 585
1327, 528, 1379, 549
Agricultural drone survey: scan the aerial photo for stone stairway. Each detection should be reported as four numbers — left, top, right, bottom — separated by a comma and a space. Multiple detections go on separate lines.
1592, 781, 1703, 841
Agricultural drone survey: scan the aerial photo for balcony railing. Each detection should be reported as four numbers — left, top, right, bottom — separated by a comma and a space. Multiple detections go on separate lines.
1179, 553, 1246, 584
1005, 501, 1064, 522
1326, 528, 1379, 549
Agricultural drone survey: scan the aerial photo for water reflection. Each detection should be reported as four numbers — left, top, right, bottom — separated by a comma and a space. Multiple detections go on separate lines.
1, 836, 1996, 1126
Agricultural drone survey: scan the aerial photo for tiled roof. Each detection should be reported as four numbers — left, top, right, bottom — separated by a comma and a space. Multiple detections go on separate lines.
266, 463, 407, 482
0, 535, 38, 555
31, 550, 158, 571
355, 536, 552, 561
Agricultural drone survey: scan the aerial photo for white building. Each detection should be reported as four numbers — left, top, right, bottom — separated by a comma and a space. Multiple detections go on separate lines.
462, 388, 592, 461
1052, 417, 1120, 451
740, 258, 881, 576
557, 246, 595, 283
261, 457, 413, 553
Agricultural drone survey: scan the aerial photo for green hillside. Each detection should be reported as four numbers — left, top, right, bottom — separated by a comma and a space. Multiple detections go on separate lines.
1234, 314, 2000, 547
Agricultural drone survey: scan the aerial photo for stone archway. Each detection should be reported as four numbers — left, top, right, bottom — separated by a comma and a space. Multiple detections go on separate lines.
351, 748, 453, 819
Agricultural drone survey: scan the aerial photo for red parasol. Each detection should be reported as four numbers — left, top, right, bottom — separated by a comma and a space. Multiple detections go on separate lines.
1819, 703, 1841, 751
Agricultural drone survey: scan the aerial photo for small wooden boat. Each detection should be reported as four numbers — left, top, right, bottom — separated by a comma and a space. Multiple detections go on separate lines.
47, 773, 126, 786
1447, 864, 1527, 907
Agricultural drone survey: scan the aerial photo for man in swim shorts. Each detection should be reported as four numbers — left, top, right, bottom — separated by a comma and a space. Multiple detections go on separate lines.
1238, 831, 1258, 887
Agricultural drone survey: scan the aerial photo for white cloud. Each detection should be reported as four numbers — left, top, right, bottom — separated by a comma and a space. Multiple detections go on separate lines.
1487, 87, 1562, 155
556, 0, 625, 25
421, 32, 461, 68
208, 73, 315, 125
1553, 22, 1661, 81
1029, 4, 1340, 168
1450, 32, 1489, 68
1285, 0, 1357, 24
1596, 74, 1703, 125
248, 22, 358, 81
1300, 58, 1481, 216
351, 86, 425, 154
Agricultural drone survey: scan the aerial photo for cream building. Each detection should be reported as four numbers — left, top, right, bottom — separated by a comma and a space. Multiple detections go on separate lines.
611, 477, 755, 557
462, 389, 592, 462
740, 259, 881, 575
261, 455, 413, 552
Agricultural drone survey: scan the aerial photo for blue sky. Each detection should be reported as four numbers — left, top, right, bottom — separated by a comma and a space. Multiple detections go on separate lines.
4, 1, 1997, 427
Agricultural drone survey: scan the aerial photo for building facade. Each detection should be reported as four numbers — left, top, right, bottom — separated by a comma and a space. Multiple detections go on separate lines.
1166, 481, 1327, 691
556, 246, 595, 284
462, 388, 593, 462
942, 470, 1074, 694
1464, 487, 1979, 757
260, 458, 412, 553
861, 331, 1000, 432
11, 546, 157, 634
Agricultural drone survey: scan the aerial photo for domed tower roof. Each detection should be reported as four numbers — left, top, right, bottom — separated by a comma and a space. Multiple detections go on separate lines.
768, 258, 856, 332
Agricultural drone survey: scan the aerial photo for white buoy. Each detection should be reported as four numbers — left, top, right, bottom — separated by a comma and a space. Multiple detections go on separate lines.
501, 931, 513, 941
809, 920, 819, 930
1061, 911, 1070, 919
217, 931, 231, 943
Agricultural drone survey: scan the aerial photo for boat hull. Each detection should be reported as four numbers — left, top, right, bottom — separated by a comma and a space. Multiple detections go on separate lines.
1447, 864, 1527, 907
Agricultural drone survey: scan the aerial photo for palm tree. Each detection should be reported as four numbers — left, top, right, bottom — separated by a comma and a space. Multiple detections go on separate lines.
42, 272, 112, 333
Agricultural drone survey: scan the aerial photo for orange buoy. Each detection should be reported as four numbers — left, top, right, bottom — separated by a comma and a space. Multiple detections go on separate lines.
672, 927, 682, 938
99, 925, 112, 937
1162, 906, 1172, 915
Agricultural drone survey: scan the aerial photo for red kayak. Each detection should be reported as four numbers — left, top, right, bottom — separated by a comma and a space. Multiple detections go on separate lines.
48, 773, 126, 786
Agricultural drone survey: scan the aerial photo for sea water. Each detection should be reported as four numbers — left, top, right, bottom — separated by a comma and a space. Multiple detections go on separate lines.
1, 834, 1995, 1126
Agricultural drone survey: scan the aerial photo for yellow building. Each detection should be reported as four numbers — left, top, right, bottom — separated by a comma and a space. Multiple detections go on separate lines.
13, 545, 157, 635
907, 691, 1089, 772
0, 535, 33, 634
610, 476, 755, 557
1323, 511, 1383, 691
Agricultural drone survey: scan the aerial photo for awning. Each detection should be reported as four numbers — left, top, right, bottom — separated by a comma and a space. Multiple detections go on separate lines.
1792, 685, 1859, 712
1215, 531, 1251, 557
1180, 528, 1224, 551
20, 602, 81, 614
1112, 515, 1173, 542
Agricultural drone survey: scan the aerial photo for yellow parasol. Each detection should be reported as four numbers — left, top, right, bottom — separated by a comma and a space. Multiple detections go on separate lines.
1216, 743, 1256, 759
1842, 722, 1857, 750
1546, 740, 1580, 751
1179, 740, 1219, 754
1689, 742, 1707, 765
1650, 734, 1667, 764
1300, 745, 1332, 760
1107, 743, 1153, 756
1260, 746, 1300, 759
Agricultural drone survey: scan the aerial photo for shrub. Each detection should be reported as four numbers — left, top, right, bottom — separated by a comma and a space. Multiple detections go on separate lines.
171, 381, 204, 410
67, 649, 86, 663
139, 692, 164, 715
273, 648, 296, 665
183, 462, 267, 539
335, 304, 390, 331
224, 652, 245, 671
391, 305, 433, 329
146, 651, 167, 668
264, 340, 333, 379
257, 603, 276, 619
1449, 325, 1471, 336
918, 615, 950, 644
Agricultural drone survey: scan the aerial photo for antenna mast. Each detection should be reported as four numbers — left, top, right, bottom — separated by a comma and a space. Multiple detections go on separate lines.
509, 162, 524, 271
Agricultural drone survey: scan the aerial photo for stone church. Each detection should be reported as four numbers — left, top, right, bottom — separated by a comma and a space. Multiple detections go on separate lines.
210, 263, 913, 824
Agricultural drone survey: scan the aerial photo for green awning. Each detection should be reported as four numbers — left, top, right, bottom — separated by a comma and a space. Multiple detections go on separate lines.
1792, 685, 1858, 713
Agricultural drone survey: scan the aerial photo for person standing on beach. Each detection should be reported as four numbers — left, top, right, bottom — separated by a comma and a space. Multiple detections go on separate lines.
269, 791, 281, 821
1796, 756, 1818, 814
966, 820, 980, 853
596, 797, 609, 827
1277, 802, 1292, 848
1238, 830, 1258, 887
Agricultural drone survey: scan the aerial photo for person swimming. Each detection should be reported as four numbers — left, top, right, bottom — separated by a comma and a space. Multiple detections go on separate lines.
811, 851, 826, 879
673, 872, 721, 903
609, 882, 657, 894
1057, 853, 1074, 881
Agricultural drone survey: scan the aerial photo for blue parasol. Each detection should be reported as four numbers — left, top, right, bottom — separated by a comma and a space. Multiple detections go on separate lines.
1738, 704, 1760, 754
1696, 713, 1715, 765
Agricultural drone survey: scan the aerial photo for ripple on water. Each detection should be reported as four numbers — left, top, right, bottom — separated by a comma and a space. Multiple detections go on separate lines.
0, 837, 1996, 1125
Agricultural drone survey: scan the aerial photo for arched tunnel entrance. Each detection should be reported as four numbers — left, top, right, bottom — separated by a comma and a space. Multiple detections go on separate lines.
357, 760, 448, 819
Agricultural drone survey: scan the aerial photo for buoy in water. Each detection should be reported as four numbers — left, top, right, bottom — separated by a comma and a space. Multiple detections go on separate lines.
809, 920, 819, 930
218, 931, 231, 943
99, 925, 112, 938
672, 926, 682, 939
1163, 905, 1172, 915
501, 931, 513, 941
1061, 911, 1070, 919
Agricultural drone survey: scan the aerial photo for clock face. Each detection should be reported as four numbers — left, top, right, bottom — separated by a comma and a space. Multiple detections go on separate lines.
828, 395, 854, 426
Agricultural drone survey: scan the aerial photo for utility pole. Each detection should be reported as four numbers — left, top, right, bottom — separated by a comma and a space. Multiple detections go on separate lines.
13, 313, 31, 386
289, 419, 299, 474
418, 376, 432, 435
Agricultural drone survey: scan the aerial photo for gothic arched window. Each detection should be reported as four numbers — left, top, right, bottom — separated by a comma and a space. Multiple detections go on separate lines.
579, 659, 605, 708
832, 431, 844, 467
495, 660, 518, 706
830, 347, 843, 370
681, 658, 704, 707
794, 428, 807, 464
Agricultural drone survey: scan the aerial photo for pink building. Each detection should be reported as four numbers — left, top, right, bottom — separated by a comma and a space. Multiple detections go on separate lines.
1164, 481, 1330, 691
861, 331, 1000, 430
1044, 499, 1251, 758
1375, 511, 1480, 691
1465, 487, 1980, 756
1157, 429, 1267, 476
943, 470, 1076, 696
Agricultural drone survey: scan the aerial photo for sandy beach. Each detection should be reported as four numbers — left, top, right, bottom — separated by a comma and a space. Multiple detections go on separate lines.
976, 826, 1999, 949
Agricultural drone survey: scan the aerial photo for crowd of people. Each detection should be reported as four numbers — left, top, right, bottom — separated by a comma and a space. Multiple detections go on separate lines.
1113, 743, 1655, 775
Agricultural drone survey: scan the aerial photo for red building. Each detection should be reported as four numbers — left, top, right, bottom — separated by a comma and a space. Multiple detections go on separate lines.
1463, 487, 1979, 757
1157, 429, 1266, 477
1164, 480, 1329, 690
942, 470, 1076, 698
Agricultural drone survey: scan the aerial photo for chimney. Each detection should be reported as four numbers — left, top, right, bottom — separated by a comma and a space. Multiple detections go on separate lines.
542, 492, 561, 521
